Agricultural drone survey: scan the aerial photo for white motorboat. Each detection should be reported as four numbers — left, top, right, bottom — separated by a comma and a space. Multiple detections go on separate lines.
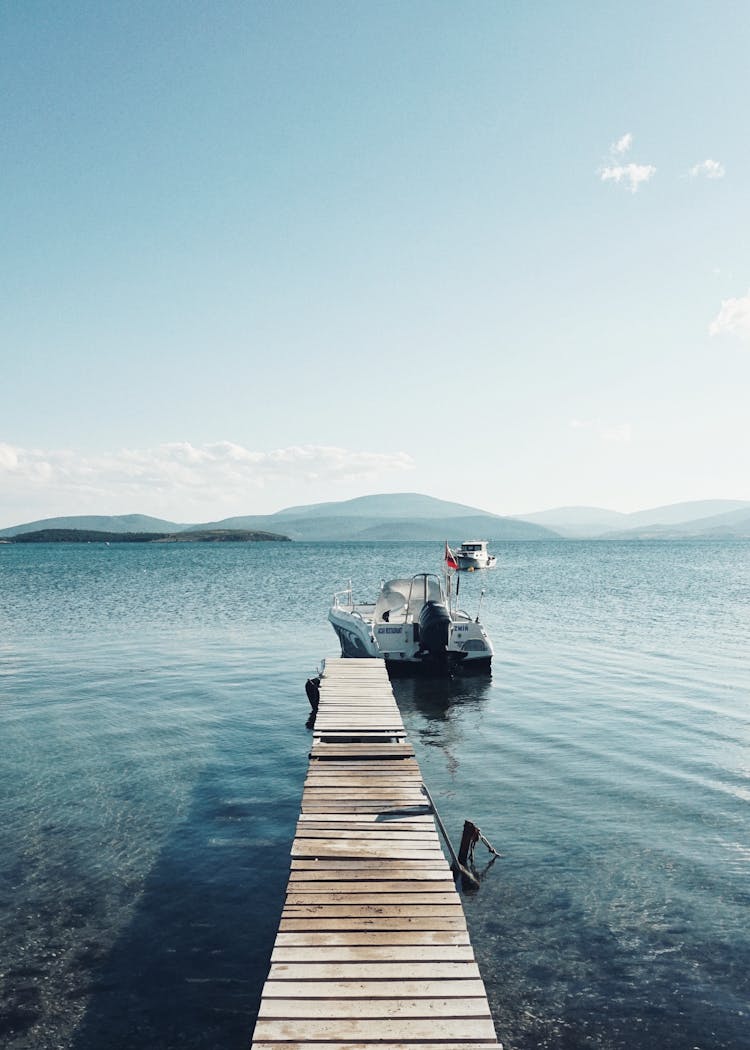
328, 572, 493, 673
455, 540, 496, 571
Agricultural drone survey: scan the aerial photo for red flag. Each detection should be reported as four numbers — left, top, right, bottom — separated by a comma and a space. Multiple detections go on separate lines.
445, 542, 458, 571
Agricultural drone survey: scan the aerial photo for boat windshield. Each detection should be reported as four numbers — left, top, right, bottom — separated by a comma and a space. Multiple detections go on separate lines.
375, 575, 444, 622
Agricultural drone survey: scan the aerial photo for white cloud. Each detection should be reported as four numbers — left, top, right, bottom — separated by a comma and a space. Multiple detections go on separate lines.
0, 441, 416, 517
0, 443, 20, 470
599, 162, 657, 193
689, 158, 725, 179
709, 289, 750, 339
598, 133, 655, 193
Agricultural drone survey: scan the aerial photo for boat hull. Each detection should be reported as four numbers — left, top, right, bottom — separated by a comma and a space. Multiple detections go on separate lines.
328, 606, 492, 674
329, 618, 379, 659
455, 541, 496, 571
456, 555, 496, 571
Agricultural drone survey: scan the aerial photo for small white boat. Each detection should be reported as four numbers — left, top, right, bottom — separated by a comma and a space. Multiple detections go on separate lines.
455, 540, 496, 571
328, 572, 493, 673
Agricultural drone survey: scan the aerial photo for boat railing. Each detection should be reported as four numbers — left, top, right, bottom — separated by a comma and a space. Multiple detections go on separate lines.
331, 583, 376, 614
331, 582, 354, 609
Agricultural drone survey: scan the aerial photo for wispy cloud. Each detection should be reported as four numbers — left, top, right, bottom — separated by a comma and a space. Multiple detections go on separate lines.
0, 441, 416, 518
600, 162, 657, 193
709, 289, 750, 339
569, 420, 632, 443
689, 158, 726, 179
598, 133, 656, 193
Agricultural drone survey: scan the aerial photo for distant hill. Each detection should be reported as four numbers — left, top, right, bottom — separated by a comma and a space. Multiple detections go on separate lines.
275, 492, 487, 520
623, 500, 750, 528
353, 515, 555, 541
520, 500, 750, 539
201, 493, 558, 540
3, 493, 749, 542
603, 510, 750, 540
0, 513, 190, 537
1, 494, 558, 542
519, 506, 629, 538
6, 528, 290, 544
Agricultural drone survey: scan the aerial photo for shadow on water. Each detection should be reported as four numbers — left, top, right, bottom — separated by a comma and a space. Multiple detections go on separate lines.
66, 670, 490, 1048
390, 669, 494, 722
67, 757, 299, 1050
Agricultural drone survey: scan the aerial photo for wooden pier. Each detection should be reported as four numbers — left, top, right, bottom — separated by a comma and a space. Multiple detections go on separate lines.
251, 657, 501, 1049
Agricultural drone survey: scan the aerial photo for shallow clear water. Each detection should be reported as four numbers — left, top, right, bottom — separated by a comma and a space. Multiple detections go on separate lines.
1, 540, 748, 1049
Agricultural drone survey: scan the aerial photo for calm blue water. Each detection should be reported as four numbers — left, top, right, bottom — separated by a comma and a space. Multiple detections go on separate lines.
1, 540, 748, 1049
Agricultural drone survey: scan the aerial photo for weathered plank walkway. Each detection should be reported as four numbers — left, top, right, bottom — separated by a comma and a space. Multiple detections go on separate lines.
251, 657, 501, 1049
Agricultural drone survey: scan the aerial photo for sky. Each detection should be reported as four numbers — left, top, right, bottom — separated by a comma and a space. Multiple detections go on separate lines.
2, 1, 749, 528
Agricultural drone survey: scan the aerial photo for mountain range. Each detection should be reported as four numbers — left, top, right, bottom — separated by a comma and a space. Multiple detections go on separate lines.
518, 499, 750, 539
2, 494, 750, 541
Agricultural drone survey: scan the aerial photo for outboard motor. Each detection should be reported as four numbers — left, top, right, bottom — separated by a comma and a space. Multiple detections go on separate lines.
418, 600, 451, 659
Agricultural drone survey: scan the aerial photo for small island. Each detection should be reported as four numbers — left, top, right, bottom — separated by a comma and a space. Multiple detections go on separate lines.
8, 528, 291, 544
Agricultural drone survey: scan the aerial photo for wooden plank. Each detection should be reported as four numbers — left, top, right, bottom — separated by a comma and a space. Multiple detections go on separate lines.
304, 765, 422, 774
291, 841, 443, 852
308, 739, 413, 747
273, 931, 471, 946
297, 815, 434, 825
268, 961, 482, 980
312, 716, 403, 722
281, 905, 465, 918
304, 774, 424, 782
306, 764, 419, 770
313, 711, 403, 716
300, 804, 433, 814
294, 806, 432, 814
290, 858, 451, 870
258, 997, 492, 1018
303, 783, 424, 792
286, 880, 456, 893
300, 809, 428, 815
252, 1017, 498, 1042
310, 748, 416, 758
288, 868, 452, 881
260, 978, 487, 997
291, 841, 446, 858
302, 789, 426, 799
294, 814, 432, 823
304, 768, 424, 776
253, 1044, 497, 1050
277, 915, 466, 932
312, 733, 407, 740
294, 830, 442, 843
284, 892, 459, 905
295, 818, 433, 829
271, 944, 476, 962
303, 786, 424, 794
292, 834, 440, 845
312, 718, 403, 723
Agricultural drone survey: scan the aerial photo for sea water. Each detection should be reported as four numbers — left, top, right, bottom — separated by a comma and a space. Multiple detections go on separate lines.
1, 540, 748, 1049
